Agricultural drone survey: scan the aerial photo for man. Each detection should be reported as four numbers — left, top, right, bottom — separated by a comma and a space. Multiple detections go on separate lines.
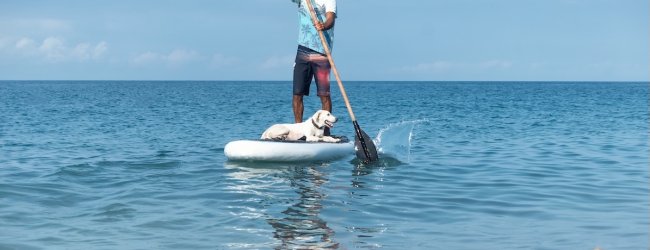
291, 0, 337, 135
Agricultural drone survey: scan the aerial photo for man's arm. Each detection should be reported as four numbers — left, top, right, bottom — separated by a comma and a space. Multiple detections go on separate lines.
314, 12, 336, 31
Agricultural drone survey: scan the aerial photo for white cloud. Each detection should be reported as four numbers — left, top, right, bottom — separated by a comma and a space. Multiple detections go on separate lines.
131, 49, 199, 67
3, 36, 109, 62
15, 37, 37, 50
0, 17, 107, 63
93, 42, 108, 58
72, 43, 92, 60
40, 37, 66, 61
260, 55, 293, 70
167, 49, 198, 66
211, 53, 238, 68
71, 42, 108, 61
132, 52, 160, 65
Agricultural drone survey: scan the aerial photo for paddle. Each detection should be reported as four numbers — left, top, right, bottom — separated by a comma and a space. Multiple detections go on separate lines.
304, 0, 379, 163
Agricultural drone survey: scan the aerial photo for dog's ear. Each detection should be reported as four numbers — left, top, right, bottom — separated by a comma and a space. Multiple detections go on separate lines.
316, 110, 322, 122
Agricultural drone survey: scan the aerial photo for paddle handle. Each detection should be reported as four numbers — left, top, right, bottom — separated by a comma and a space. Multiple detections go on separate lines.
304, 0, 357, 122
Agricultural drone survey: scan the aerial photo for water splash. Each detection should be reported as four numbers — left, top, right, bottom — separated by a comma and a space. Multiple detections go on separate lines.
374, 120, 427, 163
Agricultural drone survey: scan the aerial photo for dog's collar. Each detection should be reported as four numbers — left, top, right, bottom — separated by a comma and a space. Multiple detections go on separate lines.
311, 118, 323, 129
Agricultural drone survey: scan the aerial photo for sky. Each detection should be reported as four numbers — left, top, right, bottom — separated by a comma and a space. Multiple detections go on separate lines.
0, 0, 647, 81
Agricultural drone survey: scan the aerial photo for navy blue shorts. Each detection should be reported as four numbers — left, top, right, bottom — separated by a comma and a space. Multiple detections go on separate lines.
293, 45, 331, 97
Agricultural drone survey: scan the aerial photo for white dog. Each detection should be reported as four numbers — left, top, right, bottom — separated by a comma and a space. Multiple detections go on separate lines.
261, 110, 341, 142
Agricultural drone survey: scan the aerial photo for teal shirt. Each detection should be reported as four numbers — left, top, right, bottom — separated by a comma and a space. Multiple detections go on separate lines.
291, 0, 337, 54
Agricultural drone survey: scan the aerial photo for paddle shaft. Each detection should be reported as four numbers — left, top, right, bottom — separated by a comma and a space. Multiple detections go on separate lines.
304, 0, 356, 122
304, 0, 376, 163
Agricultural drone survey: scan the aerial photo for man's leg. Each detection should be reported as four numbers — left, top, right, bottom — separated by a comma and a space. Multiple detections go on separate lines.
319, 95, 332, 135
312, 53, 333, 135
319, 95, 332, 112
293, 94, 304, 123
293, 47, 313, 124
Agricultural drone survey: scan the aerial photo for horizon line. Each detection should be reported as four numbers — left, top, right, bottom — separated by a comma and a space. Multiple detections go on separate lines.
0, 80, 648, 83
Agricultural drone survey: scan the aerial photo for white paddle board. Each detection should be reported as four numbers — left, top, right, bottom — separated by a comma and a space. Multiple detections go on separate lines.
224, 136, 354, 162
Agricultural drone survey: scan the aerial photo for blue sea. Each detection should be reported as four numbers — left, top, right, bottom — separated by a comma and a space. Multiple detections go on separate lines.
0, 81, 647, 250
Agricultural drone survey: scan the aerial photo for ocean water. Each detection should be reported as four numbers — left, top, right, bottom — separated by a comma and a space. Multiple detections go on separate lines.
0, 81, 647, 250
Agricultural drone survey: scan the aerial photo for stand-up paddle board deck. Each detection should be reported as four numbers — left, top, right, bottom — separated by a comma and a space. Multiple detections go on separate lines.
225, 136, 354, 162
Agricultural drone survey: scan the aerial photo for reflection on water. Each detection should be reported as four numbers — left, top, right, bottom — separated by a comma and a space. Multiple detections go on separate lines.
267, 166, 338, 249
224, 161, 339, 249
351, 156, 403, 177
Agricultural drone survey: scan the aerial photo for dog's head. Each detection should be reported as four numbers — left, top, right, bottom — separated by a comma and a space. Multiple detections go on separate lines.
311, 110, 338, 129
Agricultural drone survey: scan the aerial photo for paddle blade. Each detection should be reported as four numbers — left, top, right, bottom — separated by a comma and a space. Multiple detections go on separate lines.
353, 122, 379, 163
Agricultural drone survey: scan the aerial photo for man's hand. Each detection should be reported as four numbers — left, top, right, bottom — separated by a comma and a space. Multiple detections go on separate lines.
314, 22, 325, 31
313, 12, 336, 31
